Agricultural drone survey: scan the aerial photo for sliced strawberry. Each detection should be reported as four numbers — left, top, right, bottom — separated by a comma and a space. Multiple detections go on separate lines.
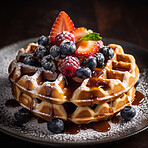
71, 28, 88, 42
50, 11, 75, 44
75, 40, 97, 57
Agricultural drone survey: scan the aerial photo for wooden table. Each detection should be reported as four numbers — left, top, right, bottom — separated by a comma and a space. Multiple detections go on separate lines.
0, 0, 148, 147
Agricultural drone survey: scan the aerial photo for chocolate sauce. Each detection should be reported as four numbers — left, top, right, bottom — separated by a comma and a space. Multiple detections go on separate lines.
92, 120, 111, 132
5, 99, 20, 107
132, 90, 145, 105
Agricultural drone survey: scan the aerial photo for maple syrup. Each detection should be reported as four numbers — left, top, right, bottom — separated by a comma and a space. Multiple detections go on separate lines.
92, 120, 111, 132
92, 68, 103, 77
64, 78, 81, 99
87, 77, 109, 90
110, 115, 119, 123
63, 122, 81, 134
132, 90, 145, 105
112, 66, 129, 72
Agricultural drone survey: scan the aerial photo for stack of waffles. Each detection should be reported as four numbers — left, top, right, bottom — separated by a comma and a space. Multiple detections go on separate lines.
9, 43, 139, 124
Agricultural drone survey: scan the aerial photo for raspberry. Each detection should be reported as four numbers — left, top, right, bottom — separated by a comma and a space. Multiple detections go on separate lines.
60, 56, 80, 77
97, 40, 104, 50
55, 31, 75, 47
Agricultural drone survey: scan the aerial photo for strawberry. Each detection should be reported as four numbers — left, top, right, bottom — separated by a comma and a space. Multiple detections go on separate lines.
50, 11, 75, 44
75, 40, 97, 57
71, 28, 88, 42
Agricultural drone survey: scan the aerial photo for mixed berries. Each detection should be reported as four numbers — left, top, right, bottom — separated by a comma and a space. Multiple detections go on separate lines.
22, 11, 115, 79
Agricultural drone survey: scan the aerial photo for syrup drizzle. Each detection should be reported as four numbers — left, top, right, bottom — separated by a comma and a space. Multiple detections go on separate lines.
64, 78, 81, 100
63, 122, 81, 134
132, 90, 145, 105
110, 115, 119, 123
92, 120, 111, 132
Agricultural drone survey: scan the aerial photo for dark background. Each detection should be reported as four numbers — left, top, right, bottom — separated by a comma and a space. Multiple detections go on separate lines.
0, 0, 148, 148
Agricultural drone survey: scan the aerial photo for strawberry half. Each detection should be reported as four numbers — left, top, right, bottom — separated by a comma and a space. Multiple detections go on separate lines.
50, 11, 75, 44
71, 28, 88, 42
75, 40, 97, 57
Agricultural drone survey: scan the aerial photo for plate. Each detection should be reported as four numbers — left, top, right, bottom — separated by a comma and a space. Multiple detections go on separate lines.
0, 38, 148, 146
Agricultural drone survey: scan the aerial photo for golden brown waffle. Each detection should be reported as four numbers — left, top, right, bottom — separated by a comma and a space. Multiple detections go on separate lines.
8, 43, 139, 124
11, 84, 135, 124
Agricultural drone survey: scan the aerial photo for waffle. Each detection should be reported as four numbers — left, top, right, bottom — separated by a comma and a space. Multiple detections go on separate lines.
8, 43, 139, 124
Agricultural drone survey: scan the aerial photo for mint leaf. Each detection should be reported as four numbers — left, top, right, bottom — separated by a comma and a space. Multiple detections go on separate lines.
83, 33, 102, 41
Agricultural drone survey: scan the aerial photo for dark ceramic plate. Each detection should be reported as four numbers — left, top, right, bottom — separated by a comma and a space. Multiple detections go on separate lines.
0, 38, 148, 146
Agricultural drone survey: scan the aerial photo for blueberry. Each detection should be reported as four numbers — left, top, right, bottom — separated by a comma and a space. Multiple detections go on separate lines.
60, 40, 76, 55
81, 56, 97, 71
76, 67, 91, 79
41, 55, 55, 70
47, 118, 64, 134
34, 45, 49, 59
38, 35, 48, 46
23, 55, 37, 66
94, 53, 105, 68
121, 106, 136, 121
14, 108, 32, 123
99, 46, 114, 60
50, 45, 60, 59
135, 78, 140, 88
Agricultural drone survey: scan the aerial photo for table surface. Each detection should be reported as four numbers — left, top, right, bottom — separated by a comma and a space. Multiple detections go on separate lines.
0, 0, 148, 148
